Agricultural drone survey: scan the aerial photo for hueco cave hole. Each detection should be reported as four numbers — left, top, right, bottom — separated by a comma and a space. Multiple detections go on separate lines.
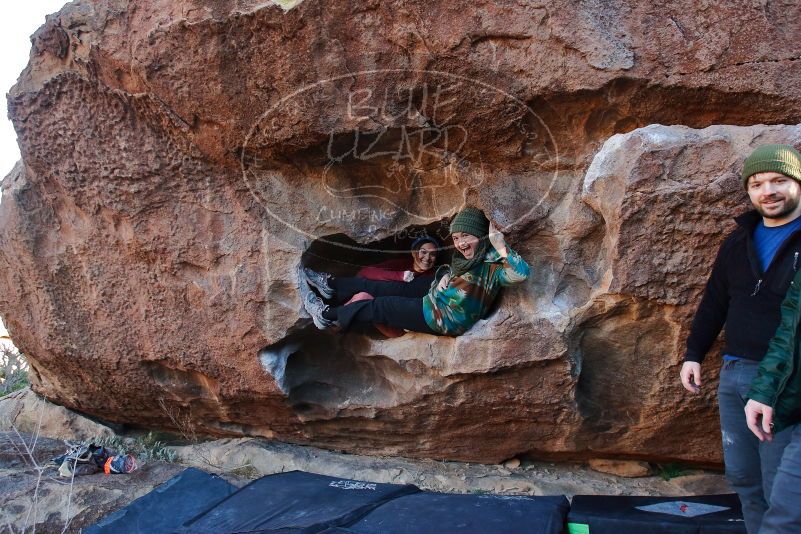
258, 218, 512, 418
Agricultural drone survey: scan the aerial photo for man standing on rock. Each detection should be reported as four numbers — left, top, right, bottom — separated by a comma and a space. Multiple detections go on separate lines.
680, 144, 801, 533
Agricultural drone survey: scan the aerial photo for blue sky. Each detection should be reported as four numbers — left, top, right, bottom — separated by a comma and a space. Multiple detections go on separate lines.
0, 1, 67, 181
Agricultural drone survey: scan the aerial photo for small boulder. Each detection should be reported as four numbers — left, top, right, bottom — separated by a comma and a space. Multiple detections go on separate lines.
502, 458, 521, 469
587, 459, 653, 478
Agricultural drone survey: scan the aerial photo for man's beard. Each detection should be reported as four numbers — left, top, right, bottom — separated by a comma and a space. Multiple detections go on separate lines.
756, 195, 801, 219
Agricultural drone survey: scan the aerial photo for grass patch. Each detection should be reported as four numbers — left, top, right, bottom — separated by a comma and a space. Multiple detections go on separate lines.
229, 463, 259, 479
657, 462, 690, 480
98, 432, 177, 463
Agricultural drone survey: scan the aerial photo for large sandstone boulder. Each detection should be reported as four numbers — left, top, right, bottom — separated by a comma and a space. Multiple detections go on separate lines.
2, 0, 801, 464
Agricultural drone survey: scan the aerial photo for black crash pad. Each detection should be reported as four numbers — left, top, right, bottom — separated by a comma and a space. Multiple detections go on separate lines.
567, 493, 746, 534
325, 491, 570, 534
84, 467, 238, 534
178, 470, 419, 533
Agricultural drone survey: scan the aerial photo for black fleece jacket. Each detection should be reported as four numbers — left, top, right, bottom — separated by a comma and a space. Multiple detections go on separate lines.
684, 210, 801, 363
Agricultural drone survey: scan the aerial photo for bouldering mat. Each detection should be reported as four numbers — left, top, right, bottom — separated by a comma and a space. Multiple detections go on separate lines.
324, 491, 570, 534
567, 493, 746, 534
84, 467, 237, 534
178, 470, 419, 533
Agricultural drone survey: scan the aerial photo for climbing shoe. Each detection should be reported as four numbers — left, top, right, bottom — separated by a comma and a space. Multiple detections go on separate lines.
303, 267, 335, 299
302, 287, 335, 330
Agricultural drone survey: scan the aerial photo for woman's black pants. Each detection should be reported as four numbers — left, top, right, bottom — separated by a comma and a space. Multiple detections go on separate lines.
326, 277, 437, 334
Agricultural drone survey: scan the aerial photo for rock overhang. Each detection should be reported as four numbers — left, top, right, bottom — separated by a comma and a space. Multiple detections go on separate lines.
2, 0, 801, 464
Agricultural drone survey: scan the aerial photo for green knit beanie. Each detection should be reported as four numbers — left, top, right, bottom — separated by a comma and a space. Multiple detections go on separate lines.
450, 207, 489, 237
742, 144, 801, 187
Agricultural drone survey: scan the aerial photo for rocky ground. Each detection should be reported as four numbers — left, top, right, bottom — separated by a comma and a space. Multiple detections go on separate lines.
172, 437, 732, 498
0, 389, 732, 533
0, 432, 188, 534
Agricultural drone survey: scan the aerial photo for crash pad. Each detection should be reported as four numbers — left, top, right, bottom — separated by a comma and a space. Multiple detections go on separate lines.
567, 493, 746, 534
178, 470, 419, 533
84, 467, 237, 534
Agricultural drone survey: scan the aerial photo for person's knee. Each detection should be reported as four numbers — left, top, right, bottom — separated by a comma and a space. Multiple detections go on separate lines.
723, 442, 762, 489
725, 463, 762, 489
347, 292, 374, 304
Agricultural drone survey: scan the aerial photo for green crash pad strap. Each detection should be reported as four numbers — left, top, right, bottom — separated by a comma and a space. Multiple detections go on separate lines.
567, 523, 590, 534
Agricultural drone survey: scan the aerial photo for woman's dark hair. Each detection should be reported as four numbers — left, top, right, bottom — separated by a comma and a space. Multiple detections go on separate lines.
410, 236, 441, 252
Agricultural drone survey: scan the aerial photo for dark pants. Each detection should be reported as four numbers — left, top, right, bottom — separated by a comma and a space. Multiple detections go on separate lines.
761, 422, 801, 533
327, 277, 436, 334
718, 359, 792, 534
331, 276, 432, 303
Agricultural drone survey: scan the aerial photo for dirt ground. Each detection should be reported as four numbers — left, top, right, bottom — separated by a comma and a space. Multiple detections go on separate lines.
0, 389, 732, 532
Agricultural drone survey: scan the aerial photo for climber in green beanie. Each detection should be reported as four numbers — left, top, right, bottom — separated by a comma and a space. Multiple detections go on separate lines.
302, 206, 530, 336
740, 145, 801, 532
741, 144, 801, 190
447, 206, 493, 277
680, 143, 801, 533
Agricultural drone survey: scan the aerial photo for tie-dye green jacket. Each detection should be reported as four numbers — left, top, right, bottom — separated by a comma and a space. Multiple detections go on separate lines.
422, 246, 530, 336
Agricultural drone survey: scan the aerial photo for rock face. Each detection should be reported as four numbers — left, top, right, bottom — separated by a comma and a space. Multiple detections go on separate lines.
0, 388, 115, 441
1, 0, 801, 465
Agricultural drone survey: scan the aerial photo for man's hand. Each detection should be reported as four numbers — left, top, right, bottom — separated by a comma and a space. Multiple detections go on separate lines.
437, 273, 451, 292
402, 271, 415, 282
488, 221, 508, 257
680, 361, 702, 394
745, 399, 774, 442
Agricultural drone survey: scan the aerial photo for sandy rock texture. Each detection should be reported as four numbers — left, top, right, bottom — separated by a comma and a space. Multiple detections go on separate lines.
1, 0, 801, 464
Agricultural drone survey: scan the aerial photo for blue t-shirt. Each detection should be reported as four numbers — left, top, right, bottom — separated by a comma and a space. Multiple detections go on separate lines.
724, 216, 801, 361
753, 216, 801, 273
